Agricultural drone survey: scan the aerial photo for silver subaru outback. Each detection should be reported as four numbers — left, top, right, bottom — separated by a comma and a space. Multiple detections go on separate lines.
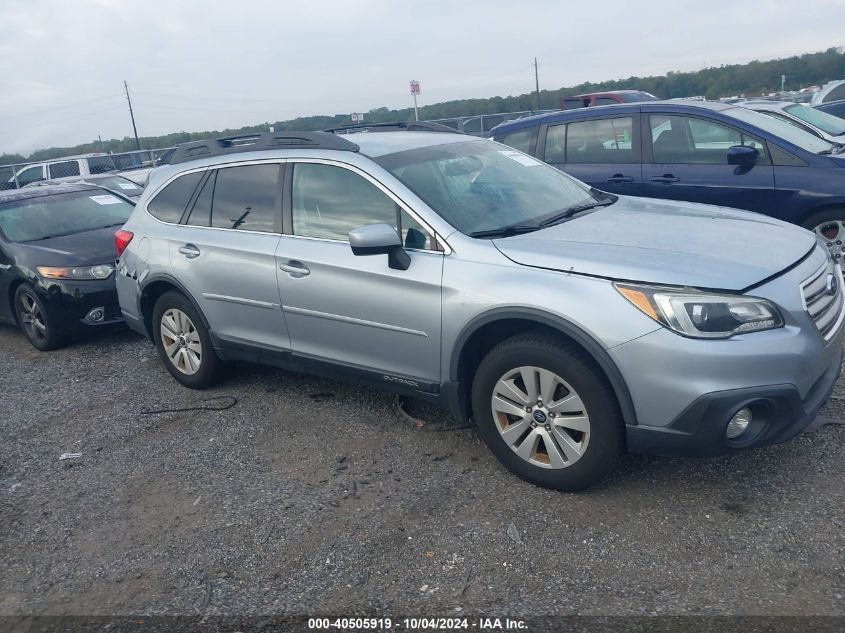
115, 127, 844, 491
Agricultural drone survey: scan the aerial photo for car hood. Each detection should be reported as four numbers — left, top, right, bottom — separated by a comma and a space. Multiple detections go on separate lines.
493, 196, 816, 291
14, 226, 120, 268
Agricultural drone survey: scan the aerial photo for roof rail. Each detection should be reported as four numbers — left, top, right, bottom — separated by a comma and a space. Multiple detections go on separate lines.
169, 131, 359, 165
325, 121, 463, 134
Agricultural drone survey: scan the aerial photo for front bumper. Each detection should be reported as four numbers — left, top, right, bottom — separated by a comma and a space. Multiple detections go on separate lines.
36, 277, 123, 335
626, 341, 842, 456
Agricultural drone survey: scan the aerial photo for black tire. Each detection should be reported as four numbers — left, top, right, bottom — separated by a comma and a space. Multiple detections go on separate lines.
152, 290, 221, 389
471, 332, 623, 492
13, 284, 67, 351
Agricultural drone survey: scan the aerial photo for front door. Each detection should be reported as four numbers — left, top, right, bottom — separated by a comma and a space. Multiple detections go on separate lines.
640, 114, 775, 213
276, 161, 443, 386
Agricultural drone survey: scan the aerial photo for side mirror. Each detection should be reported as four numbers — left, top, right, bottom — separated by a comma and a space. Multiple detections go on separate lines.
349, 223, 410, 271
727, 145, 759, 166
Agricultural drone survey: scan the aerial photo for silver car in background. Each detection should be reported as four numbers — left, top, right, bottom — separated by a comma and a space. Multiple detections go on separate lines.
115, 128, 844, 490
743, 100, 845, 144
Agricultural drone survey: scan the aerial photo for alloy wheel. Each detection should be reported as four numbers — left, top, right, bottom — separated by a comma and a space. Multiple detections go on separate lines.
160, 308, 202, 375
18, 293, 47, 343
490, 365, 591, 469
814, 220, 845, 261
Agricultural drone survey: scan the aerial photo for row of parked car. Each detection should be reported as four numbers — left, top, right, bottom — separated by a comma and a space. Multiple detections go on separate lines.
2, 97, 845, 492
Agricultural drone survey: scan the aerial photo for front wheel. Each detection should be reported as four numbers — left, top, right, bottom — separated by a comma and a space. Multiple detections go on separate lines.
471, 333, 623, 491
802, 209, 845, 263
14, 284, 66, 351
152, 291, 221, 388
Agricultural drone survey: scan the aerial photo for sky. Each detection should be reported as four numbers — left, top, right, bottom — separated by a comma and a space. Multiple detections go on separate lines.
0, 0, 843, 156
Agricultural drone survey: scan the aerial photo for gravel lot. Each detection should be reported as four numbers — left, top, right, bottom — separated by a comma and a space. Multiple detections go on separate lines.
1, 323, 843, 622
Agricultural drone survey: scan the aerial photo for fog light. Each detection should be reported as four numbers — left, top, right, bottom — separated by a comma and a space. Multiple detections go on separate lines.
726, 407, 752, 439
86, 307, 105, 323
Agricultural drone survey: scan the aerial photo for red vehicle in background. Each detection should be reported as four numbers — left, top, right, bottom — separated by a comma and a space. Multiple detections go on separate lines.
560, 89, 659, 109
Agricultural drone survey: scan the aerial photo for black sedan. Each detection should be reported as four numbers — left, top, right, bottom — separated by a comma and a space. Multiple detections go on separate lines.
0, 183, 134, 350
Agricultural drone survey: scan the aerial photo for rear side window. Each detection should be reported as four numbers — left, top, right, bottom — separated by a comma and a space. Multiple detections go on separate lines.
210, 164, 278, 232
86, 156, 116, 174
186, 172, 214, 227
48, 161, 80, 178
544, 124, 566, 163
147, 170, 204, 223
497, 128, 538, 155
566, 117, 634, 163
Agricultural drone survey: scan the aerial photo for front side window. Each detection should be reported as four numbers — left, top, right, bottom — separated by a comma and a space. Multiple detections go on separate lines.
210, 164, 278, 232
650, 115, 768, 164
497, 127, 538, 155
48, 161, 80, 178
292, 163, 432, 248
595, 97, 617, 106
375, 140, 599, 236
566, 117, 634, 163
16, 165, 44, 186
147, 170, 204, 223
0, 190, 133, 242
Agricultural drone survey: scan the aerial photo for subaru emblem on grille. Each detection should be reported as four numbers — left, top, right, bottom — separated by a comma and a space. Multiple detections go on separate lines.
825, 273, 838, 297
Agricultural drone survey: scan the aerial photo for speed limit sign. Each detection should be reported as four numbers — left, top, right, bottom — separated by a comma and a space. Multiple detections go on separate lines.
410, 80, 421, 95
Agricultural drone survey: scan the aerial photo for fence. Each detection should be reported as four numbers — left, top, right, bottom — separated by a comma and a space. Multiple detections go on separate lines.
0, 147, 175, 191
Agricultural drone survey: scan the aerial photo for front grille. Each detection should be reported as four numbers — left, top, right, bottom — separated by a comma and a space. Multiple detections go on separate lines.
801, 258, 845, 340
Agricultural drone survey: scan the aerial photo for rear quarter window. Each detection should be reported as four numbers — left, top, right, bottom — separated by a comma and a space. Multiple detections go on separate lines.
496, 127, 538, 155
147, 171, 204, 223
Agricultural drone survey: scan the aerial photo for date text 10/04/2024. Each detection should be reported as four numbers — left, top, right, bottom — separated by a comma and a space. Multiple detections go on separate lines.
307, 617, 528, 630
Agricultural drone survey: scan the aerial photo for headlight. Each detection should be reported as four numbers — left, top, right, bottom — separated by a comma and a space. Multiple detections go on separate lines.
615, 283, 783, 339
37, 264, 114, 280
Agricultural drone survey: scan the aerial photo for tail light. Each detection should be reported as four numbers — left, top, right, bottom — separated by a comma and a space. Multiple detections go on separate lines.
115, 230, 134, 257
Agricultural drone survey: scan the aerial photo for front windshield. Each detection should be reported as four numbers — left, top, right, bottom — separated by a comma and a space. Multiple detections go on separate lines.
784, 104, 845, 136
725, 106, 835, 154
0, 190, 133, 242
374, 140, 599, 235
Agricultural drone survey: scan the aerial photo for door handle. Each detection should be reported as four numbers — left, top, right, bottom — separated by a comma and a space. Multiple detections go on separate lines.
650, 174, 680, 184
178, 244, 201, 259
279, 260, 310, 277
606, 174, 634, 183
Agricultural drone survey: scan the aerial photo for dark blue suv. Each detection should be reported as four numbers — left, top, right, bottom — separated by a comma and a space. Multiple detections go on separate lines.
492, 101, 845, 259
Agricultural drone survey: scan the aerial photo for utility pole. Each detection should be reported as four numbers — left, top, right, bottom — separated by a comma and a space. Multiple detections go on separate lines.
123, 80, 141, 151
97, 134, 105, 153
534, 58, 540, 111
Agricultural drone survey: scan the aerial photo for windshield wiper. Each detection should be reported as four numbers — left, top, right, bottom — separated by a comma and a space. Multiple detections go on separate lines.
468, 224, 541, 239
539, 199, 615, 227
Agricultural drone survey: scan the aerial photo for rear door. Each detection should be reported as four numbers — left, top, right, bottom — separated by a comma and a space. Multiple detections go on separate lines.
640, 113, 775, 213
169, 162, 290, 352
539, 114, 644, 196
275, 160, 443, 386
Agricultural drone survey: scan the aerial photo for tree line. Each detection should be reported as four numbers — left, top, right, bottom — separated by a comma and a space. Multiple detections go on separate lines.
3, 47, 843, 166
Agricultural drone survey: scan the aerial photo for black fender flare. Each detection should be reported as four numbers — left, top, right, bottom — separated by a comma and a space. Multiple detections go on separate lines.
138, 272, 212, 333
450, 307, 639, 427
